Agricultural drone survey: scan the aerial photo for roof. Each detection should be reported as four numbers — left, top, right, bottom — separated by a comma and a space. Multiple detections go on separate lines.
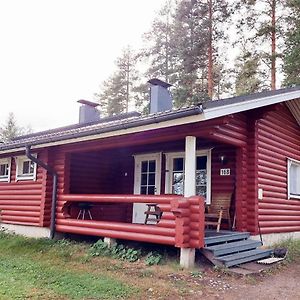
1, 86, 300, 154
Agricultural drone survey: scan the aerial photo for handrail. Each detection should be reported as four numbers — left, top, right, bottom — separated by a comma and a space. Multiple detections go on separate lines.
60, 194, 182, 204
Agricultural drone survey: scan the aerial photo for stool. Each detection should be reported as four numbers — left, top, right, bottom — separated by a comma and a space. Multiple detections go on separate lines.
144, 204, 162, 224
77, 203, 93, 220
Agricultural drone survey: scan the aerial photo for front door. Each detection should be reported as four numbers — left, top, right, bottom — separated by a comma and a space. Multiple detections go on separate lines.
132, 153, 161, 223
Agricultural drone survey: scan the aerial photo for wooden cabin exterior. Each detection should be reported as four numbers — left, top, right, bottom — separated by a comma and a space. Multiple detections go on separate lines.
1, 85, 300, 266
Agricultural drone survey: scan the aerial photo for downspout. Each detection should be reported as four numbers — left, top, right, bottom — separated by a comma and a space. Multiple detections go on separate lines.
25, 145, 57, 239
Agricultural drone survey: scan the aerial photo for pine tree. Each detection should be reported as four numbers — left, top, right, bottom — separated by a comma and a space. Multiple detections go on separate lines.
172, 0, 209, 106
237, 0, 286, 90
95, 47, 138, 116
283, 0, 300, 86
172, 0, 231, 104
141, 0, 177, 83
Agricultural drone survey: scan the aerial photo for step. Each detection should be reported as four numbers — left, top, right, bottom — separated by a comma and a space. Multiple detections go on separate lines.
204, 232, 250, 246
217, 249, 273, 267
205, 239, 262, 256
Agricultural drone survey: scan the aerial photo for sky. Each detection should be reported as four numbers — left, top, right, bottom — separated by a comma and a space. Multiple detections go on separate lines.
0, 0, 166, 131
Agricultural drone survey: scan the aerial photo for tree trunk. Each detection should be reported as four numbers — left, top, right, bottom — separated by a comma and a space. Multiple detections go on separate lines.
271, 0, 276, 90
207, 0, 213, 99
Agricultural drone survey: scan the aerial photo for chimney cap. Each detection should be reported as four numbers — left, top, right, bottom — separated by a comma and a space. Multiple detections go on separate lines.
148, 78, 172, 88
77, 99, 99, 107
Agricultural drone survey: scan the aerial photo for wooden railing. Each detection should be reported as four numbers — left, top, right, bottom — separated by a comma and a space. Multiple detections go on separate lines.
57, 194, 205, 248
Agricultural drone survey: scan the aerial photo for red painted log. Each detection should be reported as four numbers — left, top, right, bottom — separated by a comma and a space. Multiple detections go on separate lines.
56, 225, 175, 245
56, 219, 175, 236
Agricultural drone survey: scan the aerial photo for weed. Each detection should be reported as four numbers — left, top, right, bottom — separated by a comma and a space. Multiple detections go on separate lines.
190, 270, 203, 278
272, 238, 300, 263
90, 240, 142, 262
145, 251, 163, 266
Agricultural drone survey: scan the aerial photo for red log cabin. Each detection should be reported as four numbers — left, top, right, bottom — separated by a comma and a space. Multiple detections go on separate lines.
1, 80, 300, 267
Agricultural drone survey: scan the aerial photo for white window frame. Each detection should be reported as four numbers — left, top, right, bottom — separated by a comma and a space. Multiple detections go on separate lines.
15, 155, 37, 181
165, 149, 212, 204
133, 152, 162, 195
0, 158, 11, 182
287, 157, 300, 199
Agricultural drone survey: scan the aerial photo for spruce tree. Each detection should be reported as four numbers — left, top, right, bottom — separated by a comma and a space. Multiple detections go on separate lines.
0, 112, 31, 142
234, 48, 263, 95
95, 47, 138, 116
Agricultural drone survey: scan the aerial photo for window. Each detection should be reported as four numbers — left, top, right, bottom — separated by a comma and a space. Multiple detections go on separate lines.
15, 155, 37, 181
165, 150, 211, 204
0, 158, 11, 182
288, 158, 300, 199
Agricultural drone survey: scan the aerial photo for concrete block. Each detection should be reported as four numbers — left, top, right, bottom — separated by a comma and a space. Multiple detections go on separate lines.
180, 248, 195, 269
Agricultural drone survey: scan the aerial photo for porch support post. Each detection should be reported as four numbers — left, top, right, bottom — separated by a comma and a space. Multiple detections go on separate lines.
104, 237, 117, 248
184, 136, 196, 197
180, 135, 196, 269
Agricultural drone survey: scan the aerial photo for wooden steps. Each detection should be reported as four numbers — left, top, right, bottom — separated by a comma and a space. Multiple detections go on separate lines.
201, 231, 273, 268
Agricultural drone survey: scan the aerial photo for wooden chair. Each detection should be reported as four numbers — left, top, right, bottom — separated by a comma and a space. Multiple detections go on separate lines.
144, 204, 162, 224
205, 193, 232, 232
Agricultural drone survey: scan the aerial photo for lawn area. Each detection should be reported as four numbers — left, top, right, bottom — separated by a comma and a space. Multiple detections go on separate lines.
0, 233, 137, 299
0, 231, 299, 300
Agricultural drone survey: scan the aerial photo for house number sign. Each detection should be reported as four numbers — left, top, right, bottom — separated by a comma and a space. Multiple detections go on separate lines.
220, 168, 230, 176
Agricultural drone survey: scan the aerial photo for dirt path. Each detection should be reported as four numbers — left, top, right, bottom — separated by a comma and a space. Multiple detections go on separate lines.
183, 263, 300, 300
222, 263, 300, 300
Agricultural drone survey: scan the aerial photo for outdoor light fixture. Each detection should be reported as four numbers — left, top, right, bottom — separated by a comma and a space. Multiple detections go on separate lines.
219, 155, 228, 165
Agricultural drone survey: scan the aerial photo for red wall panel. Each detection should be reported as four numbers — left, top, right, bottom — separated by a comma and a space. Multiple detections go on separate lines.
257, 104, 300, 234
0, 150, 49, 226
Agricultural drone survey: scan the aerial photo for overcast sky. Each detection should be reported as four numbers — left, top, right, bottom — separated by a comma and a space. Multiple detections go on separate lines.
0, 0, 165, 131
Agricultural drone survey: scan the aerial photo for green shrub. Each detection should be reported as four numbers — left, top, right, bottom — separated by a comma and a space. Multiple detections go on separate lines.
89, 240, 141, 262
145, 251, 163, 266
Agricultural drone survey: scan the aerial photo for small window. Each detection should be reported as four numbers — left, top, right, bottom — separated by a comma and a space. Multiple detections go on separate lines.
15, 155, 37, 181
0, 158, 11, 182
288, 158, 300, 199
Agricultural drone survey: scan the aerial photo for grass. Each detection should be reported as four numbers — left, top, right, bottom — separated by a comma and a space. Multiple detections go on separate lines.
0, 232, 136, 299
1, 230, 299, 299
272, 238, 300, 263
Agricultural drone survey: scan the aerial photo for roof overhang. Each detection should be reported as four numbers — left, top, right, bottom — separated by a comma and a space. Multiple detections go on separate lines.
1, 88, 300, 155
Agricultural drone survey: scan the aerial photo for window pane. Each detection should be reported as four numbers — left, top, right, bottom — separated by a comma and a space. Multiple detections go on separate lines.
290, 162, 300, 195
140, 187, 147, 195
196, 186, 206, 198
141, 174, 148, 185
197, 156, 207, 170
173, 172, 184, 195
29, 162, 34, 174
173, 158, 184, 171
148, 160, 156, 172
196, 170, 207, 185
148, 186, 155, 195
23, 161, 30, 174
0, 164, 8, 176
141, 161, 148, 173
148, 173, 155, 185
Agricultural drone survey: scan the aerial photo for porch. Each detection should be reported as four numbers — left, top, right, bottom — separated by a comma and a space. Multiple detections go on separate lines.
53, 116, 249, 267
